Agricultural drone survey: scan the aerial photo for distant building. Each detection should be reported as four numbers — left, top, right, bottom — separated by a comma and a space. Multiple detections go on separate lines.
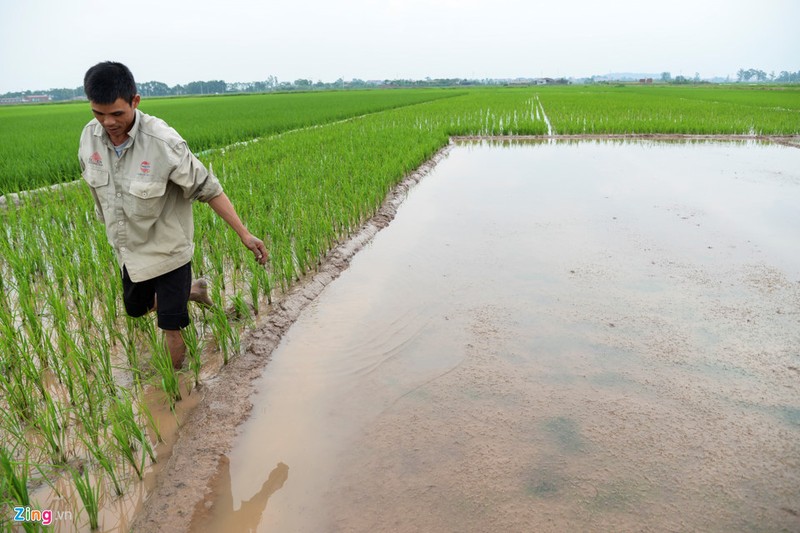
532, 78, 571, 86
24, 94, 52, 103
639, 78, 654, 84
0, 95, 53, 105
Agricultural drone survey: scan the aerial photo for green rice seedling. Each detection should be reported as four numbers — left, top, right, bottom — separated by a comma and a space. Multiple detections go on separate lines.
135, 392, 163, 446
74, 399, 104, 450
70, 357, 107, 431
18, 290, 51, 369
257, 264, 273, 305
92, 335, 117, 398
35, 391, 70, 465
71, 466, 100, 530
0, 450, 41, 533
108, 410, 144, 480
209, 244, 226, 291
111, 393, 156, 465
0, 447, 30, 507
117, 317, 144, 391
229, 324, 241, 358
79, 434, 123, 497
248, 271, 260, 316
0, 367, 34, 423
230, 291, 251, 323
14, 339, 48, 405
68, 368, 158, 496
101, 281, 119, 345
181, 323, 202, 389
0, 407, 27, 456
144, 319, 182, 408
208, 304, 234, 365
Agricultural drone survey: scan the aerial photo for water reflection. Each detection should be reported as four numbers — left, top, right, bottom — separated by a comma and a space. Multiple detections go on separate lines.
456, 136, 772, 149
190, 457, 289, 532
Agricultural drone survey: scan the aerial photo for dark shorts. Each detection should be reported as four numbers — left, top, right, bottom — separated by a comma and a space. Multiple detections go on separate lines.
122, 262, 192, 330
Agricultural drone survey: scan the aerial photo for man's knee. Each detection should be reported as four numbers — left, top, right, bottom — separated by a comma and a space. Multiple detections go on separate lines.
123, 302, 151, 318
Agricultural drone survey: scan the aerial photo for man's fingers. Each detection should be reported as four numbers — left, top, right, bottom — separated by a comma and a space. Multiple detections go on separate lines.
249, 237, 269, 264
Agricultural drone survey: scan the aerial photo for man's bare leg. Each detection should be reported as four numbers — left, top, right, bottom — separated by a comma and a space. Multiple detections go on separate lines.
165, 329, 186, 369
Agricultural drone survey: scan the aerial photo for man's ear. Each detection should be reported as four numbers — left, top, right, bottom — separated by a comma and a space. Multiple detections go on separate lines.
132, 94, 141, 109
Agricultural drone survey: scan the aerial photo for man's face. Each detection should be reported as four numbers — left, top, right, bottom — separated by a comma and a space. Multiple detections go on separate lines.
90, 94, 140, 143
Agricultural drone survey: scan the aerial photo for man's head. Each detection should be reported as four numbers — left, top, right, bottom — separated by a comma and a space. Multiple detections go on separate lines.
84, 62, 140, 143
83, 61, 137, 104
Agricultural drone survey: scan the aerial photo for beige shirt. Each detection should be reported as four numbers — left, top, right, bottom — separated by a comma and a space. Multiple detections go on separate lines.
79, 109, 223, 282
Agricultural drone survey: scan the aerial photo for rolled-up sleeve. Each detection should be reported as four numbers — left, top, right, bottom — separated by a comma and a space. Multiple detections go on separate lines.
169, 142, 224, 203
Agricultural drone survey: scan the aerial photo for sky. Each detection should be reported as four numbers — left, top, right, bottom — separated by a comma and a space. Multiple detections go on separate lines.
1, 0, 798, 93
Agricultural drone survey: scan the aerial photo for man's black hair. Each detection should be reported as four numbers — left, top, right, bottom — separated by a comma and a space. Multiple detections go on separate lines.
83, 62, 137, 104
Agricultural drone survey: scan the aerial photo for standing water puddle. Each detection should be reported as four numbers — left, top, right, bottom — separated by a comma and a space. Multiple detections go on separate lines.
192, 139, 800, 532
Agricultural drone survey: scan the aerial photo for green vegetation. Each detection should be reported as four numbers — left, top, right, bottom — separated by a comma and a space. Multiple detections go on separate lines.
0, 89, 459, 196
2, 85, 799, 195
537, 85, 800, 134
0, 84, 798, 530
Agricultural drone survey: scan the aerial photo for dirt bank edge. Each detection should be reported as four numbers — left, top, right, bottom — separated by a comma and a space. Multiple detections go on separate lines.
130, 143, 455, 533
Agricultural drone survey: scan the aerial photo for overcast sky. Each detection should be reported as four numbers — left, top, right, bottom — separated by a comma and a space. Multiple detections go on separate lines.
1, 0, 797, 93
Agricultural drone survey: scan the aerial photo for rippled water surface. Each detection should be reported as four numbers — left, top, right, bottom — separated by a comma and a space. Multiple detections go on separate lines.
194, 140, 800, 532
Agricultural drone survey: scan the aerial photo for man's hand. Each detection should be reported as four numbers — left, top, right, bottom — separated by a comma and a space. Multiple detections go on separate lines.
243, 233, 269, 265
207, 193, 269, 265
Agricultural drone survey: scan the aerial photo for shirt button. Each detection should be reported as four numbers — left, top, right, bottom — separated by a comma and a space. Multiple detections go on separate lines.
118, 221, 124, 226
121, 247, 127, 252
142, 192, 148, 198
116, 193, 122, 198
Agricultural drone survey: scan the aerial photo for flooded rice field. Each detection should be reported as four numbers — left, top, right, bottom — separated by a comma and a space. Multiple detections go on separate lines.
191, 139, 800, 532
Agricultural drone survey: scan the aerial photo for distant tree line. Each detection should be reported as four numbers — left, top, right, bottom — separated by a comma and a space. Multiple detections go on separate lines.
1, 76, 514, 103
654, 69, 799, 85
659, 72, 706, 84
3, 69, 798, 103
735, 68, 800, 83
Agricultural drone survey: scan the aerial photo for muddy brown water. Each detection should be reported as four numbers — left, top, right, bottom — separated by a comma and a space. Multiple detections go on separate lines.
183, 139, 800, 532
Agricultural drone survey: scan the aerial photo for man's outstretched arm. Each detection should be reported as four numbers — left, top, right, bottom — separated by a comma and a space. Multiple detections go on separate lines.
208, 193, 269, 264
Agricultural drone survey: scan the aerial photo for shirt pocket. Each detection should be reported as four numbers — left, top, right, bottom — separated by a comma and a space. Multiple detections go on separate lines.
82, 167, 110, 209
128, 179, 168, 219
82, 167, 109, 188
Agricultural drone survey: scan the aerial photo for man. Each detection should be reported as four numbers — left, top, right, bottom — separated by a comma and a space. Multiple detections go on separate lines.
79, 61, 268, 369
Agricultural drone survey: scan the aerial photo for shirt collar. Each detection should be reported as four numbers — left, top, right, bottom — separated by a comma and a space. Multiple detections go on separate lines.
127, 109, 142, 141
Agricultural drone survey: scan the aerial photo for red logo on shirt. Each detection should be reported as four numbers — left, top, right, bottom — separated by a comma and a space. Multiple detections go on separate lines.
140, 161, 151, 174
89, 152, 103, 165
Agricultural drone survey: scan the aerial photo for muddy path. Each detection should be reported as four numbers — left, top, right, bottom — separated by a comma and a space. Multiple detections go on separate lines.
132, 134, 799, 532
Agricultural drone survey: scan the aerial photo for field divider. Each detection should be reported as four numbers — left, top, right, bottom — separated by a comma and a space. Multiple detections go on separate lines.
535, 94, 554, 136
0, 180, 82, 209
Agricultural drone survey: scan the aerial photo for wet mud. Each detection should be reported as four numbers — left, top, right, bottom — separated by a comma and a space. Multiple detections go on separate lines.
134, 136, 800, 532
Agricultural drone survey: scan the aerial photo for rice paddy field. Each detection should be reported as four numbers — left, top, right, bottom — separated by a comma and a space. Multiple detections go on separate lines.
0, 84, 799, 531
